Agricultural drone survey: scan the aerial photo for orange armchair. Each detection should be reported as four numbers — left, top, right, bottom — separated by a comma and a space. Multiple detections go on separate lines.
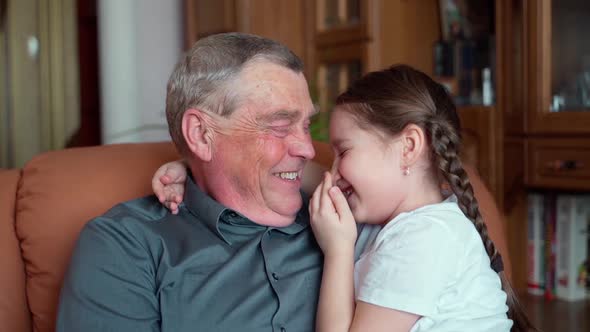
0, 141, 510, 332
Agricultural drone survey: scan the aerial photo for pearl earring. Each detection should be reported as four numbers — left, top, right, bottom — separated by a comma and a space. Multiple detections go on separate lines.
403, 166, 410, 176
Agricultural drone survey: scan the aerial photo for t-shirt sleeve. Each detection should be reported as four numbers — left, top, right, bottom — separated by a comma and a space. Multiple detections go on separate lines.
355, 217, 461, 317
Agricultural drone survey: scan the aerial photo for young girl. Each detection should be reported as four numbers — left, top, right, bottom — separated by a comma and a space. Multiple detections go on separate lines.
307, 65, 535, 332
153, 65, 535, 332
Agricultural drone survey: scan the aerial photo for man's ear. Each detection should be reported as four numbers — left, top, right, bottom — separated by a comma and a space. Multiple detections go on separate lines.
400, 123, 426, 167
182, 109, 214, 162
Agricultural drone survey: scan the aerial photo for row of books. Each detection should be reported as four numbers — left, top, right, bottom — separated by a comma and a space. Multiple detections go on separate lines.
527, 194, 590, 301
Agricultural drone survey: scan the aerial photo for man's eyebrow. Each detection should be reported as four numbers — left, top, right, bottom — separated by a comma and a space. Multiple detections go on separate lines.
257, 109, 302, 123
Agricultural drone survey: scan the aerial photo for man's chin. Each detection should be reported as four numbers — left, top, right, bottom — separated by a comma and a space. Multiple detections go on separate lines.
271, 195, 303, 217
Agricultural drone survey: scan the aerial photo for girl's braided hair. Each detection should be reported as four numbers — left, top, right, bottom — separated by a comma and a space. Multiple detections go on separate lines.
335, 64, 536, 331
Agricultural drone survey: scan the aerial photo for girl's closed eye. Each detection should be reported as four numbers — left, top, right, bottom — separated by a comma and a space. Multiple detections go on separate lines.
338, 149, 348, 157
334, 145, 349, 157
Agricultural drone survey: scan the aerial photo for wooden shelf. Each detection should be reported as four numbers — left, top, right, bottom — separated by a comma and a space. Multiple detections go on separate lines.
522, 294, 590, 332
456, 106, 502, 204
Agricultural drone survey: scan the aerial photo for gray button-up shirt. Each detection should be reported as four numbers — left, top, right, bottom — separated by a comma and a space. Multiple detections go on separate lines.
57, 177, 380, 332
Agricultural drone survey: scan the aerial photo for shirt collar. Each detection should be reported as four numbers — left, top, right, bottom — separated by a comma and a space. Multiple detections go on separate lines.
184, 176, 231, 244
184, 176, 310, 245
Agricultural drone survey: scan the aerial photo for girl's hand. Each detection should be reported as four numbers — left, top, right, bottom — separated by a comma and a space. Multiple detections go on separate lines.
309, 172, 357, 257
151, 160, 187, 214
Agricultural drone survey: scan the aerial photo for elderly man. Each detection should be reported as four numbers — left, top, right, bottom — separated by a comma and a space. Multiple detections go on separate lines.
56, 32, 376, 331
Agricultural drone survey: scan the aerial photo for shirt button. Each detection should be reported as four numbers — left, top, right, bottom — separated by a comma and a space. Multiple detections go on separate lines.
280, 327, 286, 332
272, 272, 279, 281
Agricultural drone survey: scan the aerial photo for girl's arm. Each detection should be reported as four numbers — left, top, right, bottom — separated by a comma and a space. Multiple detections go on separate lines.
152, 159, 187, 214
309, 172, 357, 331
348, 302, 420, 332
310, 173, 420, 332
317, 246, 355, 331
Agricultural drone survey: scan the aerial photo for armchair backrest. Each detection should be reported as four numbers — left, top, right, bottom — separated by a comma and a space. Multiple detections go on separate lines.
1, 141, 510, 332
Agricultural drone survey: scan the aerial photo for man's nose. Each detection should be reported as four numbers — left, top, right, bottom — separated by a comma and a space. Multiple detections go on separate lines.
290, 133, 315, 160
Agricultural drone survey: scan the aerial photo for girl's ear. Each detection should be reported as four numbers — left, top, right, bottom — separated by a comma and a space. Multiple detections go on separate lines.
182, 109, 215, 161
400, 123, 426, 167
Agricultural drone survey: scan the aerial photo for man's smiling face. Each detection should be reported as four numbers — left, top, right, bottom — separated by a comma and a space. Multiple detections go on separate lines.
206, 61, 316, 227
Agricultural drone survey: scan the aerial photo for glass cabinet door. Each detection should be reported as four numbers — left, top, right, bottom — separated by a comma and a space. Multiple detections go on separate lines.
310, 60, 362, 141
549, 0, 590, 113
313, 0, 368, 48
529, 0, 590, 133
316, 0, 361, 32
316, 60, 362, 111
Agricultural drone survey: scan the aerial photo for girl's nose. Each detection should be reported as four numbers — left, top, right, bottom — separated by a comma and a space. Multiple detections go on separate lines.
330, 160, 340, 182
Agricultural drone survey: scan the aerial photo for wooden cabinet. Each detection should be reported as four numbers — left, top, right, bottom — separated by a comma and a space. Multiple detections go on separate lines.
310, 1, 505, 204
309, 0, 371, 115
182, 0, 589, 324
457, 106, 501, 197
184, 0, 313, 78
513, 0, 590, 190
309, 0, 440, 80
526, 138, 590, 190
184, 0, 236, 47
182, 0, 504, 201
526, 0, 590, 135
502, 0, 590, 295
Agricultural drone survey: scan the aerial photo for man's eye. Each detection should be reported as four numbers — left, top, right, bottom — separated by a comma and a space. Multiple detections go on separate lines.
272, 126, 291, 137
303, 121, 311, 133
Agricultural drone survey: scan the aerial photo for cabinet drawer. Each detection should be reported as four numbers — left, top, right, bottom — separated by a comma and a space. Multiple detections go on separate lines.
526, 139, 590, 190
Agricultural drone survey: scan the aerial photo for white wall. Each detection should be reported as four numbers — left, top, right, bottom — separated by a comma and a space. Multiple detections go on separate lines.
98, 0, 182, 144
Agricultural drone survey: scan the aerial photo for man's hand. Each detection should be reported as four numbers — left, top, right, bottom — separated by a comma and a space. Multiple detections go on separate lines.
152, 160, 187, 214
309, 172, 357, 257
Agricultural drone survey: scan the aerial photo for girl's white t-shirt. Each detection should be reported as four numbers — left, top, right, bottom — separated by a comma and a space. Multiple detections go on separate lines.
354, 196, 513, 332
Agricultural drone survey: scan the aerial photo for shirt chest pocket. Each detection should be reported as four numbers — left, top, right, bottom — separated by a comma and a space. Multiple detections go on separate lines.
158, 263, 223, 325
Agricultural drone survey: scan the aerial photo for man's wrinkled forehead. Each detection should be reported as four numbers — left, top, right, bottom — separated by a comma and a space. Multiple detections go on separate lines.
227, 61, 313, 120
255, 107, 318, 124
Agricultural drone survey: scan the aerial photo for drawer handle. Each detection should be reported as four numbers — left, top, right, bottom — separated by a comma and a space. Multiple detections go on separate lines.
545, 160, 584, 171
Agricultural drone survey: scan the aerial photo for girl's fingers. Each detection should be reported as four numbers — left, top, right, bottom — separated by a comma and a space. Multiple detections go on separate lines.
329, 186, 353, 222
170, 202, 178, 215
152, 176, 165, 201
318, 172, 327, 212
159, 174, 172, 185
310, 180, 323, 216
319, 172, 335, 213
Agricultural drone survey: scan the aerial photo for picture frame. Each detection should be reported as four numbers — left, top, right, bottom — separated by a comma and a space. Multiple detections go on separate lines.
438, 0, 494, 41
438, 0, 467, 41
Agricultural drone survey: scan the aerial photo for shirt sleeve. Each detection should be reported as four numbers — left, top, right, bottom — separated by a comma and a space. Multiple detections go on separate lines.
355, 217, 461, 317
56, 216, 160, 332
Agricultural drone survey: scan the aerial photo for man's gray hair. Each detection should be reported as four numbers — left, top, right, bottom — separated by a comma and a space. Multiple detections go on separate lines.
165, 32, 304, 156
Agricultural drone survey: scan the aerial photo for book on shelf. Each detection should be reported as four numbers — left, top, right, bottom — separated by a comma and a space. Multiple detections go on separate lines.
543, 194, 557, 300
556, 195, 590, 301
527, 193, 590, 301
527, 193, 545, 296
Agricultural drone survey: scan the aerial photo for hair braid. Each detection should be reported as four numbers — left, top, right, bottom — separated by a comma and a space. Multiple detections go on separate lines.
337, 64, 537, 331
427, 119, 499, 262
